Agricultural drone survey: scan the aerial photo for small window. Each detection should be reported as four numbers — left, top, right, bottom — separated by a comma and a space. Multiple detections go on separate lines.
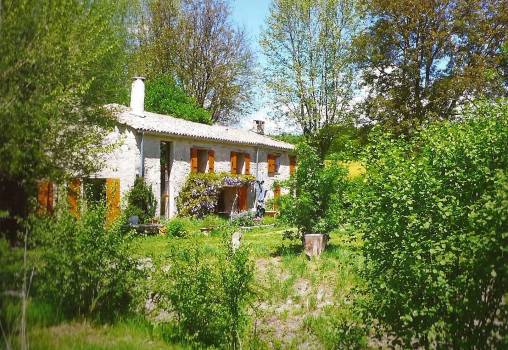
289, 156, 297, 175
236, 153, 245, 175
83, 178, 106, 205
268, 154, 280, 176
197, 149, 209, 173
191, 148, 214, 173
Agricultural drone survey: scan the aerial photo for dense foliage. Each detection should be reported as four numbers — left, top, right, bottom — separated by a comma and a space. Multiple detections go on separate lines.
145, 75, 212, 125
0, 0, 131, 233
355, 0, 508, 135
124, 177, 157, 224
164, 218, 190, 238
156, 238, 254, 348
177, 172, 255, 218
353, 101, 508, 347
280, 142, 349, 235
32, 206, 136, 320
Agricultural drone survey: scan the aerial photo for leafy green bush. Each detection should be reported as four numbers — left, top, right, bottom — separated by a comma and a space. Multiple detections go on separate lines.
156, 237, 254, 348
145, 75, 212, 125
280, 142, 349, 235
0, 238, 25, 335
165, 218, 190, 238
125, 177, 156, 224
354, 101, 508, 348
31, 206, 137, 320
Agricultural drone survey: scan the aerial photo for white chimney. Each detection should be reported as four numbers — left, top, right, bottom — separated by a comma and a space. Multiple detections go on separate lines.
254, 119, 265, 135
130, 76, 145, 116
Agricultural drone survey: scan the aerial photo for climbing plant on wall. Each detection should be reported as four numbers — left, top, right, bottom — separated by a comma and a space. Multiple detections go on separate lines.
177, 173, 255, 218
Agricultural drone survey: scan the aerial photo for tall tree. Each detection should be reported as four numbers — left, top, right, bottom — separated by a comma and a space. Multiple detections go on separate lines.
260, 0, 362, 155
0, 0, 130, 233
356, 0, 508, 135
136, 0, 255, 124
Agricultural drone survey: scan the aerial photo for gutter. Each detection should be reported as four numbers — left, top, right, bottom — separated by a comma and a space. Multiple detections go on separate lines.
140, 131, 145, 177
255, 147, 259, 179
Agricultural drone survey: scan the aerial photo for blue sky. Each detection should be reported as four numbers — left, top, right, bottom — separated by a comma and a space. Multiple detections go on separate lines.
230, 0, 271, 61
230, 0, 287, 133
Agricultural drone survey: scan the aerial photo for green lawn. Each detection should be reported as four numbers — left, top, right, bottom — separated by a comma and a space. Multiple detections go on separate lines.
16, 225, 367, 349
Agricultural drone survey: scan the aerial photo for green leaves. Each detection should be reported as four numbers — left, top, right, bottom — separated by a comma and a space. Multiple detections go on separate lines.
353, 101, 508, 347
32, 205, 136, 320
144, 75, 212, 125
0, 0, 131, 220
280, 142, 350, 234
160, 238, 254, 348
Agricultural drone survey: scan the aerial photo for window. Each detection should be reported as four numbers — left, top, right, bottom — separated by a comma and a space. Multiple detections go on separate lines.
289, 156, 297, 175
83, 178, 106, 205
191, 148, 215, 173
267, 154, 280, 176
81, 178, 120, 224
197, 149, 208, 173
231, 152, 251, 175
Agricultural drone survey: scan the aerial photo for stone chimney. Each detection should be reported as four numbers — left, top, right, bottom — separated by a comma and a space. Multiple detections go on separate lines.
130, 77, 145, 116
254, 120, 265, 135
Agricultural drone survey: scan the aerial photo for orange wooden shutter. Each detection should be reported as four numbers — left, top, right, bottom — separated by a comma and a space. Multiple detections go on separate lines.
37, 180, 53, 214
268, 154, 275, 175
230, 151, 237, 174
274, 185, 281, 210
67, 178, 81, 218
106, 178, 120, 226
208, 150, 215, 173
244, 153, 250, 175
190, 148, 198, 173
289, 156, 296, 175
238, 185, 248, 211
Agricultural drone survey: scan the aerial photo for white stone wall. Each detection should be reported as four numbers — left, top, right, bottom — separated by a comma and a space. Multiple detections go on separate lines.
92, 125, 139, 204
92, 126, 292, 218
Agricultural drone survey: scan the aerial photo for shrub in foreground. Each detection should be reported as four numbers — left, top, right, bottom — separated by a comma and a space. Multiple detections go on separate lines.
156, 236, 254, 348
354, 102, 508, 348
32, 206, 136, 320
124, 177, 156, 224
280, 142, 349, 235
164, 217, 191, 238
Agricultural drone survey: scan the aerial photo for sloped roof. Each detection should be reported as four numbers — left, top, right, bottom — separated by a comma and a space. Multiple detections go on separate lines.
107, 104, 294, 151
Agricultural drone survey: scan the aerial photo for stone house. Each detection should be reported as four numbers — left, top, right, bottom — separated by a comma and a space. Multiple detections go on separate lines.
37, 77, 295, 220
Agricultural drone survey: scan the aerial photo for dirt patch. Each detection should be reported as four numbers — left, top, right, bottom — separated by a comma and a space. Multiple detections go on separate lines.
294, 278, 311, 297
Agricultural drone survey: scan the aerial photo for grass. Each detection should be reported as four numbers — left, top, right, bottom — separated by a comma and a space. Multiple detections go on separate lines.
3, 220, 367, 349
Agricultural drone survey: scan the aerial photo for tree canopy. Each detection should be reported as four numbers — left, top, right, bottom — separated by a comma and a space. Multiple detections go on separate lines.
145, 75, 213, 125
355, 0, 508, 135
134, 0, 255, 124
261, 0, 362, 155
0, 0, 131, 225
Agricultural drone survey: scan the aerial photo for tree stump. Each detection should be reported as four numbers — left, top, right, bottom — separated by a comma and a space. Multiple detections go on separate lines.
304, 234, 328, 257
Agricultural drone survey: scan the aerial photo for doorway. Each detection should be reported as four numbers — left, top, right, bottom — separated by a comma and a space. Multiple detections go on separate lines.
160, 141, 172, 218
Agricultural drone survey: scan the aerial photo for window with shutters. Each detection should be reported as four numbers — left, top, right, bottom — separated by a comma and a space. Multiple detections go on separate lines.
197, 149, 209, 173
83, 178, 107, 205
37, 180, 54, 215
267, 154, 280, 176
231, 151, 251, 175
191, 147, 214, 173
237, 153, 245, 174
289, 156, 297, 175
